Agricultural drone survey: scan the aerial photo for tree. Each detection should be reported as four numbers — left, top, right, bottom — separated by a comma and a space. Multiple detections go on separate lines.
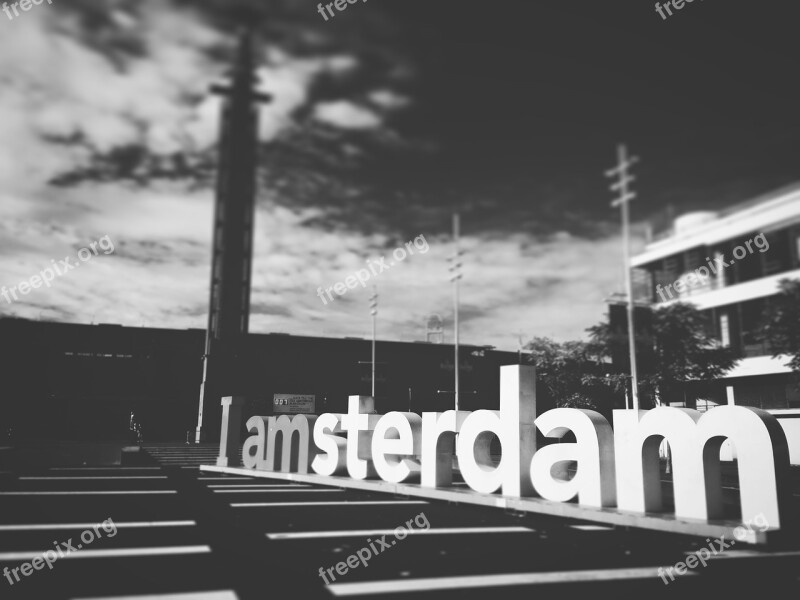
761, 278, 800, 372
523, 337, 618, 417
587, 302, 737, 408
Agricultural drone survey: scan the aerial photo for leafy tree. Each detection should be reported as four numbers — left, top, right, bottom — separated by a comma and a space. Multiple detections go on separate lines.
523, 337, 618, 416
587, 302, 737, 408
761, 278, 800, 372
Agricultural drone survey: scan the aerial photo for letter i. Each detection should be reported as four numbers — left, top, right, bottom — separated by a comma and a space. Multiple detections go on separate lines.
367, 260, 379, 275
368, 539, 379, 554
51, 260, 62, 275
706, 257, 718, 274
54, 542, 64, 558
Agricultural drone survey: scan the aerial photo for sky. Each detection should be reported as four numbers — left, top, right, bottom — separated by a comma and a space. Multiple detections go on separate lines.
1, 0, 800, 351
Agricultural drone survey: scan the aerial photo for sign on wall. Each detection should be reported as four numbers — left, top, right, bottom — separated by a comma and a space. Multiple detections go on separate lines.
273, 394, 315, 415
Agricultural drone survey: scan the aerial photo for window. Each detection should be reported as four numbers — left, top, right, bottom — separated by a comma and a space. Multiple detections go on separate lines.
741, 299, 769, 356
796, 234, 800, 263
710, 249, 726, 288
719, 314, 730, 347
662, 256, 679, 281
696, 398, 720, 413
735, 383, 790, 410
733, 234, 763, 283
684, 248, 702, 271
762, 230, 791, 276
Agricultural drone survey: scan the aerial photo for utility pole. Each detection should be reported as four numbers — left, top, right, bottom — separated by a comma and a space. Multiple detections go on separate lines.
605, 144, 640, 411
369, 286, 378, 399
448, 214, 464, 412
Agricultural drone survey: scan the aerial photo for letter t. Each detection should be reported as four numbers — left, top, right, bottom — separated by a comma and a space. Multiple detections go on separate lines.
341, 396, 379, 479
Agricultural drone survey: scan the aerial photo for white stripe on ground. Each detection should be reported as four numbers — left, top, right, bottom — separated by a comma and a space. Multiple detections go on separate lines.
268, 526, 533, 540
327, 567, 696, 596
0, 490, 177, 496
71, 591, 238, 600
213, 488, 341, 494
47, 467, 164, 471
570, 525, 615, 531
0, 521, 195, 531
197, 477, 254, 481
20, 476, 168, 480
0, 545, 211, 562
704, 549, 800, 560
206, 484, 310, 488
232, 500, 428, 508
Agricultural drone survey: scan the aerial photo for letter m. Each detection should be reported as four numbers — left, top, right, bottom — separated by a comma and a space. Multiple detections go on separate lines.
614, 406, 791, 529
264, 415, 319, 473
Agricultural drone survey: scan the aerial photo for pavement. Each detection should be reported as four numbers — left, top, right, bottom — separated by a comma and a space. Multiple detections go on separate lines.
0, 461, 799, 600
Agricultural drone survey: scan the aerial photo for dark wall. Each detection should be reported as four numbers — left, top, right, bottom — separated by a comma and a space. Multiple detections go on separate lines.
0, 318, 518, 442
0, 319, 205, 442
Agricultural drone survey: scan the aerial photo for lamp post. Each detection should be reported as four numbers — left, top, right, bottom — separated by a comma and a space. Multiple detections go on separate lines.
447, 214, 464, 412
605, 143, 640, 411
369, 286, 378, 399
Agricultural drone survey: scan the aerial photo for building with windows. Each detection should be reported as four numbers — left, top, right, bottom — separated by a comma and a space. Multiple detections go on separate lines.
631, 183, 800, 461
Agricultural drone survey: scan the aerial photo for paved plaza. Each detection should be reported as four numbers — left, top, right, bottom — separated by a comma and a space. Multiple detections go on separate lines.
2, 459, 799, 599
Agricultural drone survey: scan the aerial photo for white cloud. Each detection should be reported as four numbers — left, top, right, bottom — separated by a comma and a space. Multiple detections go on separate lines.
313, 100, 382, 130
368, 89, 411, 111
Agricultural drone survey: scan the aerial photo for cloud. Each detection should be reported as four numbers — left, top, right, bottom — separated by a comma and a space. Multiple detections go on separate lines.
0, 0, 646, 352
246, 223, 639, 351
368, 89, 411, 111
312, 100, 382, 130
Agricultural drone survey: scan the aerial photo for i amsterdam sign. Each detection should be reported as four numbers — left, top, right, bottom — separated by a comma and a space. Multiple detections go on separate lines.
209, 365, 791, 544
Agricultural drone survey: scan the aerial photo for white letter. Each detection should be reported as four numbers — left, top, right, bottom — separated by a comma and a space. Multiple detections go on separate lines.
242, 416, 267, 470
265, 414, 319, 473
530, 408, 616, 507
420, 410, 468, 487
614, 406, 790, 527
216, 396, 245, 467
311, 413, 347, 476
341, 396, 382, 479
456, 365, 536, 496
371, 412, 421, 483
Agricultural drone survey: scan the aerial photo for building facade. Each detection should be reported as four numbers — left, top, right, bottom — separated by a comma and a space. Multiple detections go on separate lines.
0, 318, 516, 443
631, 184, 800, 461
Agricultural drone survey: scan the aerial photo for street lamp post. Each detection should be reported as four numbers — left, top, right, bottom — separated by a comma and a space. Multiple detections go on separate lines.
448, 214, 464, 412
605, 144, 640, 411
369, 286, 378, 399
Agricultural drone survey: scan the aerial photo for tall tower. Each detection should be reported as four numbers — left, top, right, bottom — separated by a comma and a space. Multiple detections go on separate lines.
195, 31, 270, 443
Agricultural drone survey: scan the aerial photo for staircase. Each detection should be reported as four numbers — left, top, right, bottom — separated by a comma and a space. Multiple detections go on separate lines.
140, 443, 243, 467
